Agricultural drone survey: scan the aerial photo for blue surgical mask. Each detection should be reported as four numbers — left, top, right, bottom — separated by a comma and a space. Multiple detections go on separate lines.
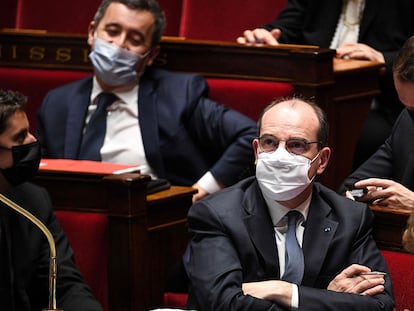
89, 37, 150, 86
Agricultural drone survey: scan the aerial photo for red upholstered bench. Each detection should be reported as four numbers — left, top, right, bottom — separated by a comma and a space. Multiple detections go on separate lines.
56, 211, 109, 311
206, 78, 293, 121
381, 250, 414, 311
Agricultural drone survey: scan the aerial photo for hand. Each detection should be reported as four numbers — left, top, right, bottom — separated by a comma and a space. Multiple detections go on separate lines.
328, 264, 385, 296
236, 28, 282, 46
242, 280, 292, 308
354, 178, 414, 210
336, 42, 385, 63
192, 183, 209, 203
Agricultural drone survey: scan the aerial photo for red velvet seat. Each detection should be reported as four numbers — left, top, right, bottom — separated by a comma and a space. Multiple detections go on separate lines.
3, 0, 181, 36
206, 78, 293, 121
179, 0, 287, 41
56, 211, 109, 311
381, 250, 414, 311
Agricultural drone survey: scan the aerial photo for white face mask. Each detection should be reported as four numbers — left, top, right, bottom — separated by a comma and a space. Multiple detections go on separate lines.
256, 147, 320, 201
89, 37, 150, 86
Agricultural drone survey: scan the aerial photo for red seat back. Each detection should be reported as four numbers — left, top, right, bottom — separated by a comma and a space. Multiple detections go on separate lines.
381, 250, 414, 311
56, 211, 109, 311
179, 0, 287, 41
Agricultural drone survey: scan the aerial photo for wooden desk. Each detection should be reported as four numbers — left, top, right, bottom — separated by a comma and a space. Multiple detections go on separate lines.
33, 170, 196, 311
370, 204, 411, 252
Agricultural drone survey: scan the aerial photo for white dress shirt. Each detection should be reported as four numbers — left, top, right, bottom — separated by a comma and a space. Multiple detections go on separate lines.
264, 194, 312, 310
330, 0, 366, 49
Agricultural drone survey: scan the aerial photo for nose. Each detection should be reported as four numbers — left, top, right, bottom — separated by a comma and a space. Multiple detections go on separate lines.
112, 34, 128, 49
26, 132, 37, 144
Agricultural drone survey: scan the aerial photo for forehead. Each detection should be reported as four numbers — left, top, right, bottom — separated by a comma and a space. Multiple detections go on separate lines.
394, 75, 414, 110
261, 101, 319, 139
100, 2, 155, 33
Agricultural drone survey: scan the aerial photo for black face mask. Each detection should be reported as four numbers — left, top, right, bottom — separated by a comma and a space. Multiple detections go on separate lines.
1, 141, 41, 186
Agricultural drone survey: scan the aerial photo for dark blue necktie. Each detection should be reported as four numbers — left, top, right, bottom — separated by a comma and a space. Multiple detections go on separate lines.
78, 92, 118, 161
282, 210, 304, 284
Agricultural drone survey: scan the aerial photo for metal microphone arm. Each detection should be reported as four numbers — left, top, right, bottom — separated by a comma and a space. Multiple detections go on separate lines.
0, 193, 63, 311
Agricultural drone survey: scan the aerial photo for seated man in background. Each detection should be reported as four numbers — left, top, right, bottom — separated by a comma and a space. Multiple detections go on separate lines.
186, 97, 393, 311
37, 0, 257, 203
0, 89, 102, 311
342, 35, 414, 210
236, 0, 414, 170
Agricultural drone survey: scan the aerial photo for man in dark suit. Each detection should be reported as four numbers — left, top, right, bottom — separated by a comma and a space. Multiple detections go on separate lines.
37, 0, 257, 203
186, 97, 393, 310
237, 0, 414, 169
0, 89, 102, 310
342, 35, 414, 210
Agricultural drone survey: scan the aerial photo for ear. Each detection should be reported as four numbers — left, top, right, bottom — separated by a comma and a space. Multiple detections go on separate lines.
87, 21, 96, 47
316, 147, 331, 175
252, 138, 260, 164
145, 45, 160, 66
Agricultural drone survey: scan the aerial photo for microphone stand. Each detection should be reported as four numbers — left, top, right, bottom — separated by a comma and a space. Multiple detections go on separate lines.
0, 193, 63, 311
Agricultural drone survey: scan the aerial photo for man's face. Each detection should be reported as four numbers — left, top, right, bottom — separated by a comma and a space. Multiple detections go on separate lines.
0, 111, 36, 169
394, 74, 414, 111
253, 101, 330, 179
87, 2, 160, 74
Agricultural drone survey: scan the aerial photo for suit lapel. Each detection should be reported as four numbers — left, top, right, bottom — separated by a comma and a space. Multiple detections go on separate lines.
243, 183, 280, 278
302, 190, 338, 285
138, 78, 165, 177
359, 0, 382, 39
64, 80, 93, 158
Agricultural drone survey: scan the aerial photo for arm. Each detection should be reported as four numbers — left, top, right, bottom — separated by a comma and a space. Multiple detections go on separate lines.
186, 75, 257, 188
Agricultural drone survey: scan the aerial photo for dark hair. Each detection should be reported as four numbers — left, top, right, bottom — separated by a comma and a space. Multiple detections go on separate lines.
257, 96, 329, 148
93, 0, 166, 47
0, 90, 27, 134
393, 35, 414, 83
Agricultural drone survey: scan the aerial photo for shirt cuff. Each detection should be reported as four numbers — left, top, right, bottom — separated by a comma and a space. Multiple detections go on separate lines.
197, 171, 221, 194
291, 284, 299, 310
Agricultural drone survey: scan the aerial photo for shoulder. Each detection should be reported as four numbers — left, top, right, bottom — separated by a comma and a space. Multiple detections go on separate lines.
143, 67, 206, 85
5, 183, 52, 219
189, 177, 260, 217
45, 75, 93, 98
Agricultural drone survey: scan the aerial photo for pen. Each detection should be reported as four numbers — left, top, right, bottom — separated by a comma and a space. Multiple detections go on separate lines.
358, 271, 387, 276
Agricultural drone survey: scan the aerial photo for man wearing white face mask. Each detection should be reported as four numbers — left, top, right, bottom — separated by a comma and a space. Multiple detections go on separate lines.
36, 0, 257, 203
186, 98, 394, 311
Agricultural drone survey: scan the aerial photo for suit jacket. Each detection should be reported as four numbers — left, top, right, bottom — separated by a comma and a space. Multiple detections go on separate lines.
187, 177, 394, 311
343, 109, 414, 190
37, 68, 257, 186
0, 182, 102, 311
263, 0, 414, 120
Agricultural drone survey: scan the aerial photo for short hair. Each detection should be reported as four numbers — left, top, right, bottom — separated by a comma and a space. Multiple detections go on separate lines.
393, 35, 414, 83
0, 90, 27, 134
257, 96, 329, 149
93, 0, 166, 47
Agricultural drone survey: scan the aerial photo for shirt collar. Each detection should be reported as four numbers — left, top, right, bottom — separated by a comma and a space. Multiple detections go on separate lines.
265, 194, 311, 227
91, 77, 139, 107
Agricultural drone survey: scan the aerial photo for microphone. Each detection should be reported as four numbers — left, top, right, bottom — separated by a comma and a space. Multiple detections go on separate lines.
0, 193, 63, 311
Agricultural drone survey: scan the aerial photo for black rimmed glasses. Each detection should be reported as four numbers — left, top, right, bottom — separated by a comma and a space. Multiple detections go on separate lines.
257, 134, 321, 155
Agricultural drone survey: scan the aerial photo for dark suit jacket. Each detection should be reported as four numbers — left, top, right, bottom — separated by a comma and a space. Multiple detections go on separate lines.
187, 177, 394, 311
343, 109, 414, 190
263, 0, 414, 120
0, 183, 102, 311
37, 68, 257, 186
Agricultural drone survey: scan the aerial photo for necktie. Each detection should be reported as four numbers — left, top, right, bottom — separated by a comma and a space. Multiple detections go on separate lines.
78, 92, 118, 161
282, 211, 304, 284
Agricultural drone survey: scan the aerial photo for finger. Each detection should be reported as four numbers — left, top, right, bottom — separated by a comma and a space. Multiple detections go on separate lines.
361, 284, 385, 296
243, 30, 257, 44
236, 36, 247, 44
355, 178, 391, 189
